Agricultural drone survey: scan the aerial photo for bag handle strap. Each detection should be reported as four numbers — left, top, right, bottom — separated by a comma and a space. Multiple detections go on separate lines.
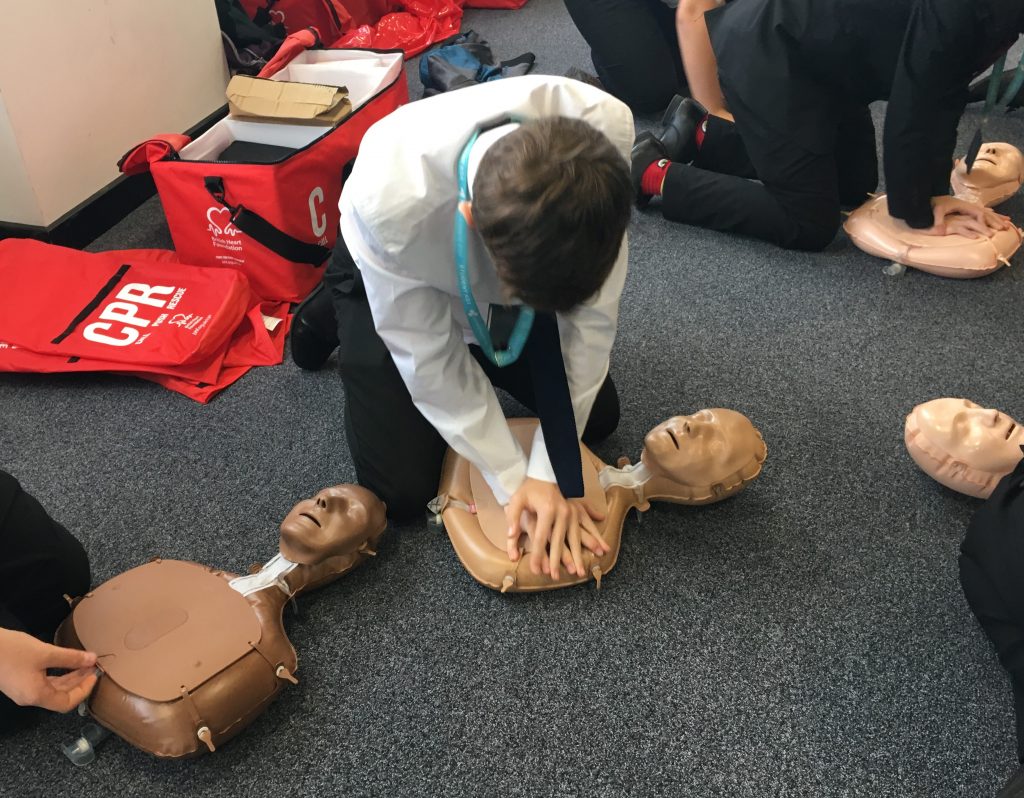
257, 26, 322, 78
205, 176, 330, 266
117, 134, 191, 175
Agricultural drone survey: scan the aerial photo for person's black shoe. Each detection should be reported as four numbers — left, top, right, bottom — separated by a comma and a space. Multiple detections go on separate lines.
999, 764, 1024, 797
290, 283, 339, 371
654, 95, 707, 164
631, 133, 666, 208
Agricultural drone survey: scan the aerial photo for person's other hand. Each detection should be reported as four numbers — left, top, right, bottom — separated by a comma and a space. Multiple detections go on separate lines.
504, 480, 612, 580
553, 499, 610, 580
0, 627, 98, 713
920, 196, 1011, 238
505, 478, 569, 577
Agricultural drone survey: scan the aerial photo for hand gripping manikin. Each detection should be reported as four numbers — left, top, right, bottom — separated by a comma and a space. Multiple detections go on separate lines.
432, 410, 767, 592
55, 486, 386, 758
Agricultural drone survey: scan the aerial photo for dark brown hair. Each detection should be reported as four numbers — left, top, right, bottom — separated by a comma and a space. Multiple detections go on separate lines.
472, 117, 632, 313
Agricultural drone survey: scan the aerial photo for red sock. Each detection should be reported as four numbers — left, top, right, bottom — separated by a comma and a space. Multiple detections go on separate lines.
641, 159, 671, 196
695, 114, 709, 149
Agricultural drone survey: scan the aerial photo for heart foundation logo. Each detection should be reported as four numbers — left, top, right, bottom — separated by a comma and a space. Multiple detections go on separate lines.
207, 207, 239, 237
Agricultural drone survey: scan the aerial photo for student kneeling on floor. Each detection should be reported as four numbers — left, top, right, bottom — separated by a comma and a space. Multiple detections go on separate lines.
291, 75, 634, 580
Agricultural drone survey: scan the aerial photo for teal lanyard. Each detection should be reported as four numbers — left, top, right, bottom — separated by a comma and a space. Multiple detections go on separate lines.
454, 117, 534, 367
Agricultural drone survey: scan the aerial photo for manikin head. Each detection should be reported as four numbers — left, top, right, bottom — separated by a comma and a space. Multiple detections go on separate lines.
279, 485, 387, 564
640, 409, 767, 502
905, 398, 1024, 498
466, 117, 632, 313
952, 142, 1024, 207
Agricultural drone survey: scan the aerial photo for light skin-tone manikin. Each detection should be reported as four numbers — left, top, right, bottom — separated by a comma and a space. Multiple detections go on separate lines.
674, 3, 1012, 239
951, 142, 1024, 207
906, 398, 1024, 498
0, 485, 383, 718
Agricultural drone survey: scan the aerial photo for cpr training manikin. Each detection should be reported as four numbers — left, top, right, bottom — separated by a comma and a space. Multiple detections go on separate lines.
433, 410, 767, 592
844, 142, 1024, 279
56, 486, 386, 759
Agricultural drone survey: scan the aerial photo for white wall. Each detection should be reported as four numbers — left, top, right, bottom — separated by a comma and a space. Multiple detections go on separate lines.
0, 0, 229, 227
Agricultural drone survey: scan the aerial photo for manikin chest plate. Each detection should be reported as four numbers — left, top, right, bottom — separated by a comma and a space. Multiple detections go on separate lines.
70, 560, 261, 702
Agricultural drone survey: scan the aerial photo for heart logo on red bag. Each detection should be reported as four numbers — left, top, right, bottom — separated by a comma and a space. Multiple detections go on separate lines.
207, 207, 238, 237
270, 8, 286, 24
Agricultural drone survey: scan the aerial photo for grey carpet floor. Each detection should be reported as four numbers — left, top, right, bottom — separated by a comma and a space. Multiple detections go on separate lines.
2, 2, 1024, 795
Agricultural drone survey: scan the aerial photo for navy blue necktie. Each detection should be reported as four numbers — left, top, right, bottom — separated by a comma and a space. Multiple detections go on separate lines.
524, 312, 584, 498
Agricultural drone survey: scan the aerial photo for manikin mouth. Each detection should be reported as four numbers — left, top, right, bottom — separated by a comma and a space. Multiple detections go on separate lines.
666, 429, 680, 449
1006, 422, 1017, 440
299, 512, 321, 528
975, 156, 997, 167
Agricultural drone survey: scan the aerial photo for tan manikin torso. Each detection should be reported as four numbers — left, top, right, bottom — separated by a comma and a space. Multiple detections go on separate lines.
435, 412, 767, 592
56, 486, 387, 759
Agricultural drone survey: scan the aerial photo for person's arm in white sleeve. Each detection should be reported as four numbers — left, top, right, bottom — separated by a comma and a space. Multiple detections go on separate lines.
359, 258, 529, 505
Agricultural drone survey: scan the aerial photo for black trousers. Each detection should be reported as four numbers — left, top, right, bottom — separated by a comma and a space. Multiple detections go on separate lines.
661, 105, 879, 251
960, 458, 1024, 763
0, 471, 90, 733
323, 242, 620, 521
563, 0, 686, 113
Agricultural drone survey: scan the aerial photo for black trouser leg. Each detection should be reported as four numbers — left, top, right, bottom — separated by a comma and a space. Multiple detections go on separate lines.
692, 115, 758, 179
0, 472, 90, 733
563, 0, 685, 112
326, 252, 448, 522
660, 122, 842, 251
835, 104, 879, 208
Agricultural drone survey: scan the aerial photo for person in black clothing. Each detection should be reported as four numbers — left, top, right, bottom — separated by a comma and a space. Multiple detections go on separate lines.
632, 0, 1022, 251
563, 0, 687, 113
0, 470, 96, 732
960, 456, 1024, 796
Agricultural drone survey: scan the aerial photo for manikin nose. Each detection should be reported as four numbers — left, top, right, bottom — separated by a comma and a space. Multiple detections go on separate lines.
316, 495, 329, 509
964, 408, 999, 426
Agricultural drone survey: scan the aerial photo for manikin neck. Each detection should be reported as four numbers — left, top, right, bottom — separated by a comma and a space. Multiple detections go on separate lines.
599, 460, 653, 491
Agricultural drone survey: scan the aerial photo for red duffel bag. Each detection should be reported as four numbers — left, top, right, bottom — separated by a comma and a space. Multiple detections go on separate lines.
0, 240, 251, 368
237, 0, 353, 40
464, 0, 529, 7
120, 37, 408, 303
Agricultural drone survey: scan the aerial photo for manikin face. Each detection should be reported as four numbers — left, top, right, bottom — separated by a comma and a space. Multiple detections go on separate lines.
911, 399, 1024, 475
951, 142, 1024, 208
954, 143, 1024, 188
279, 485, 384, 564
641, 409, 764, 487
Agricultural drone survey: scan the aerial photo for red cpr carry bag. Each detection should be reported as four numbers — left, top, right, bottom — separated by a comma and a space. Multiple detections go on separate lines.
0, 240, 251, 368
237, 0, 353, 40
120, 36, 408, 303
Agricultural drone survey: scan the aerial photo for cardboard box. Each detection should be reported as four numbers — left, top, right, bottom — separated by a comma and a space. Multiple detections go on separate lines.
226, 75, 351, 125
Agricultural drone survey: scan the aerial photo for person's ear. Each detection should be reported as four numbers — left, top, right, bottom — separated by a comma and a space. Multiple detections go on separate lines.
458, 200, 475, 228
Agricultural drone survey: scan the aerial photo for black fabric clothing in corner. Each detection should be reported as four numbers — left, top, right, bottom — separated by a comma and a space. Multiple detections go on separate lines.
563, 0, 686, 113
706, 0, 1024, 229
323, 241, 619, 520
960, 454, 1024, 763
0, 470, 90, 733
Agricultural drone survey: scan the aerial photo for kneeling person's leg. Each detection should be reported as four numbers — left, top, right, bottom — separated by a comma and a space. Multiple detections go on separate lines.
334, 272, 448, 521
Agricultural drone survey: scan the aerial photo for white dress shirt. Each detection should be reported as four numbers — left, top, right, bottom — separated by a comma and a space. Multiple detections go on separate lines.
339, 75, 634, 504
